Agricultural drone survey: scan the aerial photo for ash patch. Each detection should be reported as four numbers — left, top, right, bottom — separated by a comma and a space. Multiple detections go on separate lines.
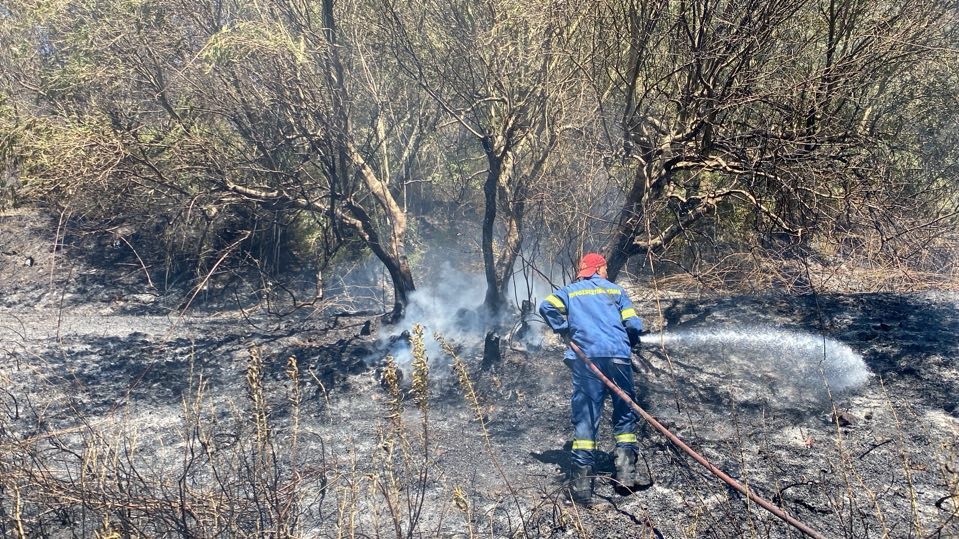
2, 291, 958, 537
2, 211, 959, 537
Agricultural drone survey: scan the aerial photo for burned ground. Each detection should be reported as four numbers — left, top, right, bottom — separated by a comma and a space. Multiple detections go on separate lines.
1, 210, 958, 538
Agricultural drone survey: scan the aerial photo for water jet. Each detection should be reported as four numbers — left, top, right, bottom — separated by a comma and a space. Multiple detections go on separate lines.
639, 327, 871, 402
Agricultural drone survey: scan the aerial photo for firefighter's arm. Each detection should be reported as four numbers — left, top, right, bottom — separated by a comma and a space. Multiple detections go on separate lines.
538, 291, 570, 337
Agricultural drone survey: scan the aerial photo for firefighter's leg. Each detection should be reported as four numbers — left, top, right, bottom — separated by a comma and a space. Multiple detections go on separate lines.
569, 360, 605, 503
609, 359, 649, 487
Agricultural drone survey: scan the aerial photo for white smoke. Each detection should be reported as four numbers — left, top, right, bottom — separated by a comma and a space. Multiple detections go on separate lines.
371, 262, 489, 382
369, 259, 571, 381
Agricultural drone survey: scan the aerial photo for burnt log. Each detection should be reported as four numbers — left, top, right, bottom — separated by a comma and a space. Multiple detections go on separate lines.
482, 331, 501, 370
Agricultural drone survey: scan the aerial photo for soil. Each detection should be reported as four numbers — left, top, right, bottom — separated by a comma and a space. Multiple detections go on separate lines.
1, 209, 957, 538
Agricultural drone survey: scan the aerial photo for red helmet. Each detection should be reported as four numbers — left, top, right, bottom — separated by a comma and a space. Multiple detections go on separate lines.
576, 252, 606, 278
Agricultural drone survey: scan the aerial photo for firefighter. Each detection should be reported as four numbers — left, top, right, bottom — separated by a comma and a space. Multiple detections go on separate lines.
539, 252, 648, 505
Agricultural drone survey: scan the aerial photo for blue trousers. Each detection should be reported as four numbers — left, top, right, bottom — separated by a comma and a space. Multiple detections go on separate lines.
568, 356, 638, 467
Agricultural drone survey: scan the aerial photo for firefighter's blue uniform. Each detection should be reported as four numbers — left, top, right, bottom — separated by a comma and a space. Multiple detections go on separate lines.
539, 274, 643, 468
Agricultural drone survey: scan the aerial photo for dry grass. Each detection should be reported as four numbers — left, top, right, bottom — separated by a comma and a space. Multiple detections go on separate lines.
646, 232, 959, 296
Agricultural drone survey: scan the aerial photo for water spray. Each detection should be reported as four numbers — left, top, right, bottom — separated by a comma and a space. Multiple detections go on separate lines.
568, 340, 826, 539
637, 327, 871, 393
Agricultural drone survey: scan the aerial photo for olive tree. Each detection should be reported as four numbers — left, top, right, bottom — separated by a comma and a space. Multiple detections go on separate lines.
589, 0, 959, 280
380, 0, 583, 317
2, 0, 434, 320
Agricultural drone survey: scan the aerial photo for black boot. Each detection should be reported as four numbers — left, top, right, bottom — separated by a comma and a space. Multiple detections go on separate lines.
614, 446, 637, 488
569, 464, 592, 505
634, 455, 653, 486
617, 447, 653, 487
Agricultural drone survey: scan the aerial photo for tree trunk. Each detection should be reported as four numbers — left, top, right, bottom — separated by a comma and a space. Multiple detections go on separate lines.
481, 140, 505, 315
604, 166, 650, 281
323, 0, 416, 324
383, 254, 415, 323
605, 161, 718, 281
494, 209, 523, 306
604, 236, 637, 283
481, 141, 523, 318
493, 156, 523, 309
339, 202, 415, 323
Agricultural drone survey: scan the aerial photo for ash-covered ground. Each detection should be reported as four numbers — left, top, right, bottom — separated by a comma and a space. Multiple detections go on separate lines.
1, 209, 958, 538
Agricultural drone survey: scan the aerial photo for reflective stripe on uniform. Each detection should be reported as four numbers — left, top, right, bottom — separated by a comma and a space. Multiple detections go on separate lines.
568, 288, 621, 298
620, 307, 637, 320
545, 294, 566, 313
572, 439, 597, 450
614, 433, 637, 444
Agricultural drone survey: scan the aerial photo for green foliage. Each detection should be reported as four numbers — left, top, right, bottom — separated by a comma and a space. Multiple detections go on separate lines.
200, 20, 308, 71
0, 0, 956, 293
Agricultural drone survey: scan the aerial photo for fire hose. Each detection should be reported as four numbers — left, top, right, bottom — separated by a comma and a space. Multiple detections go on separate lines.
568, 341, 825, 539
